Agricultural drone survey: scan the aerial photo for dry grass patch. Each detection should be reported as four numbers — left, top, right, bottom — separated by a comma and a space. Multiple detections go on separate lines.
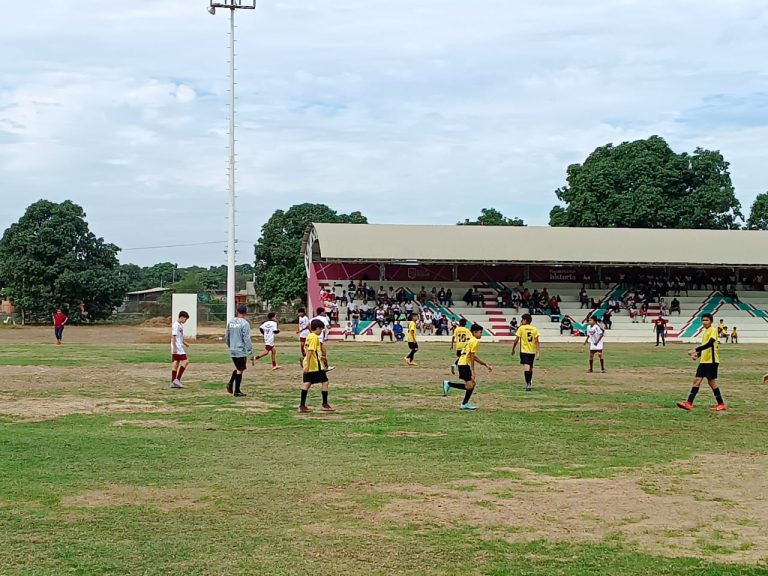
60, 484, 209, 512
0, 397, 185, 422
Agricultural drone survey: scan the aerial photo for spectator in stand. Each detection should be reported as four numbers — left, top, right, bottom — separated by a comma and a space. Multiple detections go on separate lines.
343, 321, 356, 341
404, 300, 415, 320
602, 309, 613, 330
510, 317, 519, 332
659, 298, 669, 317
347, 280, 356, 295
418, 287, 428, 304
350, 305, 360, 335
560, 315, 573, 335
473, 288, 485, 308
391, 302, 401, 321
431, 287, 438, 302
670, 297, 681, 315
640, 302, 648, 323
360, 300, 370, 321
422, 308, 434, 335
388, 286, 395, 303
510, 288, 521, 312
579, 288, 589, 309
438, 288, 446, 305
380, 321, 394, 342
367, 286, 376, 302
439, 315, 449, 335
445, 288, 454, 307
433, 310, 444, 333
375, 306, 386, 328
393, 321, 405, 341
463, 288, 474, 306
549, 296, 560, 316
496, 292, 504, 308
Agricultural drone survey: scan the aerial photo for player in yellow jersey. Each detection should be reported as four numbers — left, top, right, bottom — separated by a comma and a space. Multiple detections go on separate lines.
511, 313, 541, 391
450, 318, 472, 374
299, 319, 334, 414
404, 313, 419, 366
442, 324, 492, 410
677, 313, 726, 412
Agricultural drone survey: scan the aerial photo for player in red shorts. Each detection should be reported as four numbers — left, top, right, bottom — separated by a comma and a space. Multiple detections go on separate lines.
170, 311, 190, 389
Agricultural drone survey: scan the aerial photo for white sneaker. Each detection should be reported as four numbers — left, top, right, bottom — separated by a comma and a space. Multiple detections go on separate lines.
325, 366, 336, 372
170, 379, 184, 389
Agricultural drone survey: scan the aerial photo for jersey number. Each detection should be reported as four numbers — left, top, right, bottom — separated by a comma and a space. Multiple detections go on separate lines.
527, 332, 534, 342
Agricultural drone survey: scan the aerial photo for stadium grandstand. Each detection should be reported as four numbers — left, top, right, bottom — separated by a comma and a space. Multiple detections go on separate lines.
302, 224, 768, 344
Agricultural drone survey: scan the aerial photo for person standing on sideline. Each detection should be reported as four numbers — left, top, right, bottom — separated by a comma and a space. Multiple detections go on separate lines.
584, 316, 605, 373
676, 313, 726, 412
170, 311, 190, 389
653, 315, 668, 347
297, 308, 310, 364
52, 308, 68, 345
226, 305, 254, 397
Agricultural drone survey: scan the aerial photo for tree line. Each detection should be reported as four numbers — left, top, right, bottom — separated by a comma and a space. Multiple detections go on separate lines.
2, 136, 768, 320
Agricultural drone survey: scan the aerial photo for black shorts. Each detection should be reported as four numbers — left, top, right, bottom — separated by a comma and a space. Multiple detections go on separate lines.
232, 356, 247, 371
303, 370, 328, 385
520, 353, 536, 367
458, 364, 472, 382
408, 342, 419, 351
695, 363, 719, 380
456, 350, 462, 358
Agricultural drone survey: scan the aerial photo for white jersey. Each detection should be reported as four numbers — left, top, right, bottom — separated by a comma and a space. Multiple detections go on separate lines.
298, 316, 310, 339
586, 324, 605, 351
260, 320, 279, 347
171, 321, 185, 355
312, 315, 330, 343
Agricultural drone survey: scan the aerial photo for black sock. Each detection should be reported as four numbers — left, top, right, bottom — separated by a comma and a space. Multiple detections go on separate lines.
300, 389, 308, 406
234, 373, 243, 393
687, 387, 699, 404
524, 371, 532, 385
448, 382, 467, 390
463, 388, 474, 404
600, 358, 605, 370
229, 370, 237, 385
713, 388, 724, 404
408, 349, 417, 361
322, 391, 329, 405
589, 359, 594, 371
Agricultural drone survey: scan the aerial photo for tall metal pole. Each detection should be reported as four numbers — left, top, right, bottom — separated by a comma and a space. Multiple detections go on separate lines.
226, 6, 237, 323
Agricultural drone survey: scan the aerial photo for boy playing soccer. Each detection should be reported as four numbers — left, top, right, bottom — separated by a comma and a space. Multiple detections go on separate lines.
170, 311, 190, 389
442, 324, 492, 410
450, 318, 472, 375
226, 305, 253, 397
299, 319, 334, 414
676, 313, 726, 412
584, 316, 606, 373
404, 312, 419, 366
53, 308, 68, 345
511, 313, 541, 391
254, 312, 281, 370
297, 308, 310, 364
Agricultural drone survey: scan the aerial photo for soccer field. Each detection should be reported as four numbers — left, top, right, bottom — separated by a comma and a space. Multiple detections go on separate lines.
1, 334, 767, 575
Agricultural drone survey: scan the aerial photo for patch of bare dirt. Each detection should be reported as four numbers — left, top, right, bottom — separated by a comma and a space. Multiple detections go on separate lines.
327, 454, 768, 564
61, 484, 209, 512
0, 397, 185, 422
112, 419, 186, 429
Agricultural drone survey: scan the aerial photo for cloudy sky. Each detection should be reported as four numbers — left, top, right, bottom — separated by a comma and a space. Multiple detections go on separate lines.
1, 0, 767, 266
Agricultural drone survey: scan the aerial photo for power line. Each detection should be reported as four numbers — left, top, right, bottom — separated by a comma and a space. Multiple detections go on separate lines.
122, 241, 227, 251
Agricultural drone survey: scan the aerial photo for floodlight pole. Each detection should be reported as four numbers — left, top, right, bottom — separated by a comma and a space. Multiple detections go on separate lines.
208, 1, 256, 323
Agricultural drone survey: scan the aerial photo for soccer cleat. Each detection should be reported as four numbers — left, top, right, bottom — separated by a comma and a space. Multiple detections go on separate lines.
676, 400, 694, 411
321, 403, 335, 412
601, 369, 606, 374
443, 380, 451, 396
710, 403, 727, 412
460, 403, 477, 411
298, 405, 311, 414
325, 366, 336, 372
170, 382, 183, 389
233, 391, 247, 397
525, 383, 532, 392
226, 383, 233, 394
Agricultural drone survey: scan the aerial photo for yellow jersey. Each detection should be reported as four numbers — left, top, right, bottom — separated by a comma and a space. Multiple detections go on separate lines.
699, 326, 720, 364
516, 325, 540, 354
304, 333, 322, 372
407, 321, 417, 343
458, 337, 479, 366
453, 326, 472, 351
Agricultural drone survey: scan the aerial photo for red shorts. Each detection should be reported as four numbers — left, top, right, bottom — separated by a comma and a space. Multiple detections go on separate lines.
172, 354, 188, 362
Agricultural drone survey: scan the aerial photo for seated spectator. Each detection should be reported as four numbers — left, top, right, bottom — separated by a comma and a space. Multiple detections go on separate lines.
360, 300, 371, 320
347, 280, 356, 294
579, 288, 589, 309
393, 321, 405, 341
438, 315, 449, 335
375, 306, 386, 327
347, 300, 357, 321
509, 317, 519, 331
602, 309, 613, 329
717, 319, 729, 342
418, 286, 428, 304
496, 292, 504, 308
404, 300, 415, 319
438, 288, 446, 305
388, 286, 395, 302
670, 297, 681, 315
422, 309, 434, 334
560, 316, 573, 335
391, 303, 402, 321
342, 321, 356, 341
329, 302, 340, 324
445, 289, 454, 307
396, 288, 407, 303
462, 288, 473, 306
380, 322, 394, 342
473, 289, 485, 308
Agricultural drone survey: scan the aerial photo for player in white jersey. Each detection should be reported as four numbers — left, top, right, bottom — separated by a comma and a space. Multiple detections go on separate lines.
170, 311, 190, 388
297, 308, 311, 365
311, 306, 335, 372
584, 316, 606, 373
253, 312, 281, 370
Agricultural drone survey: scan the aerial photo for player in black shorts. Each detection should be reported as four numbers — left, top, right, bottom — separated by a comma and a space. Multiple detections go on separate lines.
441, 324, 492, 410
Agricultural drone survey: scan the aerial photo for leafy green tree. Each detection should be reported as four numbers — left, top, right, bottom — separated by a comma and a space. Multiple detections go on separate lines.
747, 192, 768, 230
254, 204, 367, 304
549, 136, 743, 229
0, 200, 128, 322
459, 208, 525, 226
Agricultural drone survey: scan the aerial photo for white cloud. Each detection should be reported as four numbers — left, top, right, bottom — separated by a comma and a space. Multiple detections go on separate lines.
1, 0, 767, 265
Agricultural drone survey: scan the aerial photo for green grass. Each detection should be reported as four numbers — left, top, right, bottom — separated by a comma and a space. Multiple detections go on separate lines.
1, 341, 768, 575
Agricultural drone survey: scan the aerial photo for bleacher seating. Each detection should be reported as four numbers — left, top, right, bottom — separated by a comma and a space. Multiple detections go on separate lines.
317, 279, 768, 344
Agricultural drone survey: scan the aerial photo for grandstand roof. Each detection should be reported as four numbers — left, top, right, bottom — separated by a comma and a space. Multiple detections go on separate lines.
305, 223, 768, 267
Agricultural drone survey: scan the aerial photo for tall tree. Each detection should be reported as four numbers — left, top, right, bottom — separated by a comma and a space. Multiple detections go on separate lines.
254, 204, 367, 304
0, 200, 127, 321
747, 192, 768, 230
458, 208, 525, 226
549, 136, 743, 229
